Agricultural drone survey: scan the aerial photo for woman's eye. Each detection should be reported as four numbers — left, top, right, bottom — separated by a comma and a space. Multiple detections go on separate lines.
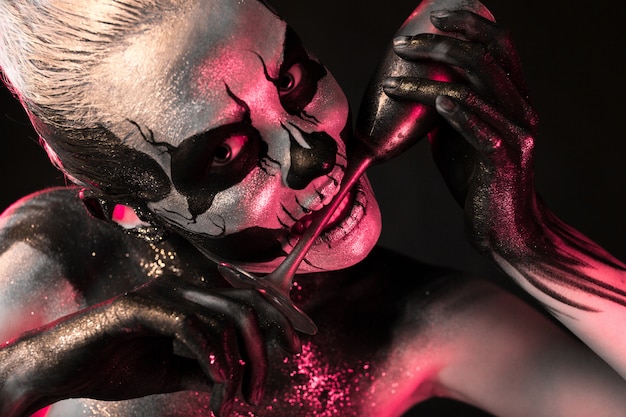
278, 63, 303, 96
212, 134, 247, 167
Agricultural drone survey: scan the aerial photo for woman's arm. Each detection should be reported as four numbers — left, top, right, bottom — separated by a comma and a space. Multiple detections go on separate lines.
431, 277, 626, 417
0, 194, 300, 417
382, 9, 626, 377
0, 267, 301, 417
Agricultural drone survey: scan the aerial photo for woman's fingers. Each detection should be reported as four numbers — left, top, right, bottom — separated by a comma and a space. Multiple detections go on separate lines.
123, 272, 307, 411
389, 9, 536, 132
392, 35, 531, 128
429, 9, 527, 90
209, 325, 243, 417
172, 313, 229, 385
119, 292, 232, 389
181, 289, 268, 405
219, 287, 302, 355
435, 94, 535, 166
121, 277, 275, 410
384, 77, 535, 147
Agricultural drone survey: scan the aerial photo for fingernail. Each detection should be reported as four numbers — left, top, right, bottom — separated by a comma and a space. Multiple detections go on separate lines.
436, 96, 457, 113
383, 77, 401, 91
393, 35, 412, 48
431, 9, 451, 19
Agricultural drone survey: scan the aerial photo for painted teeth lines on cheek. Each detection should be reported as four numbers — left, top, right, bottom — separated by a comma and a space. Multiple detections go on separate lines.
284, 169, 349, 236
276, 180, 330, 232
276, 193, 316, 231
318, 183, 367, 247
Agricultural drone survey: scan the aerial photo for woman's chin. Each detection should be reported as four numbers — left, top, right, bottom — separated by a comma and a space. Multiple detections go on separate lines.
240, 185, 382, 275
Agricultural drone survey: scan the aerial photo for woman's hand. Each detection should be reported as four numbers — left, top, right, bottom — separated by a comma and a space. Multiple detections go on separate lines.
0, 273, 301, 417
381, 9, 626, 379
382, 9, 542, 254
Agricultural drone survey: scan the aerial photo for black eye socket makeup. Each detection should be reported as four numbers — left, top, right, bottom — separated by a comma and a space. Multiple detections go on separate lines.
259, 27, 327, 116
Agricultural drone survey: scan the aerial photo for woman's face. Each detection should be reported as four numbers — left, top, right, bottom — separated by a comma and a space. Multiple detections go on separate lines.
92, 0, 381, 273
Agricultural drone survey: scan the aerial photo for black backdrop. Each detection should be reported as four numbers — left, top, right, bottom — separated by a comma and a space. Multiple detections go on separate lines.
1, 1, 624, 415
269, 0, 626, 276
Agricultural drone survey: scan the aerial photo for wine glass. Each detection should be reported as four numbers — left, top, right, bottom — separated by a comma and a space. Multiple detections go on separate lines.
218, 0, 494, 335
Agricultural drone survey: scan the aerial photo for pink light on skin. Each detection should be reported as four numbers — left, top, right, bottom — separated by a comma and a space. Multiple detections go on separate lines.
30, 407, 50, 417
274, 341, 376, 416
111, 204, 148, 229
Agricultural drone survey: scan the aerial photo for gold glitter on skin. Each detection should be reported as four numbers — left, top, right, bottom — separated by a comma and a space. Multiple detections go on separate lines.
139, 243, 180, 278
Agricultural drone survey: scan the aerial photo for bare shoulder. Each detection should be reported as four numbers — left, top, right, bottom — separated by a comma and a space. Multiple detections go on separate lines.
301, 247, 507, 363
0, 187, 142, 341
1, 187, 95, 254
331, 246, 505, 327
0, 187, 124, 284
354, 249, 547, 355
349, 249, 626, 416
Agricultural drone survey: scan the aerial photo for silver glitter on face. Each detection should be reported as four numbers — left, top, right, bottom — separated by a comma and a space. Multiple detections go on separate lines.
88, 0, 381, 274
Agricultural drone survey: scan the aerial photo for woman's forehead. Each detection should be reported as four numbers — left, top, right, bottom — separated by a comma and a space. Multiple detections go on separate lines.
104, 0, 288, 83
91, 0, 288, 141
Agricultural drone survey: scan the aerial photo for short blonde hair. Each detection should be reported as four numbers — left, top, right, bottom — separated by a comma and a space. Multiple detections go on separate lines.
0, 0, 186, 201
0, 0, 183, 129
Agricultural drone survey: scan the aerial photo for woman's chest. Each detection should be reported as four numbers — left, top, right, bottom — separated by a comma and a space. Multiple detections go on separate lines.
46, 331, 433, 417
46, 250, 446, 417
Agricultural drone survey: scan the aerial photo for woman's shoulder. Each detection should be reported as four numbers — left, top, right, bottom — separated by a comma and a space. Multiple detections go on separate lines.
0, 187, 149, 296
338, 246, 526, 334
305, 246, 500, 335
0, 186, 112, 254
1, 186, 90, 229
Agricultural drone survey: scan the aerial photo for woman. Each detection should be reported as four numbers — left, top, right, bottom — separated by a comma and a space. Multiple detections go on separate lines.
0, 1, 624, 416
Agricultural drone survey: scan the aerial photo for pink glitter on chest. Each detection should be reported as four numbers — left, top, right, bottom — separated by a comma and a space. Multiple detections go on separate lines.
259, 341, 377, 416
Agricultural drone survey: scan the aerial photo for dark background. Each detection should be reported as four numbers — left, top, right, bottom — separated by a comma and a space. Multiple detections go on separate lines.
268, 0, 626, 279
1, 0, 624, 415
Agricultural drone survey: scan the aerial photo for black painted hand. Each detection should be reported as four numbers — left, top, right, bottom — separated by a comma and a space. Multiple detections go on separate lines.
0, 274, 300, 417
382, 9, 541, 254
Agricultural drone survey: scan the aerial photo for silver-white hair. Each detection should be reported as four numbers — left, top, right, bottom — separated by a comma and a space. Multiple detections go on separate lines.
0, 0, 186, 129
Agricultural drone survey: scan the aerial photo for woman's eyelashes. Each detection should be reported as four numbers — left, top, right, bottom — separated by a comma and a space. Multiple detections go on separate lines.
278, 62, 303, 97
255, 27, 327, 116
276, 58, 325, 115
171, 123, 265, 193
211, 134, 248, 168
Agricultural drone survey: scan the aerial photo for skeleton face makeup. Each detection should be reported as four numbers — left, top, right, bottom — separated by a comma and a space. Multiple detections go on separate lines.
86, 0, 381, 273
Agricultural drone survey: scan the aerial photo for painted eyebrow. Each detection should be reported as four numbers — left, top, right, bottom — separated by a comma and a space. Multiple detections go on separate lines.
256, 51, 277, 85
253, 29, 288, 86
180, 81, 252, 143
